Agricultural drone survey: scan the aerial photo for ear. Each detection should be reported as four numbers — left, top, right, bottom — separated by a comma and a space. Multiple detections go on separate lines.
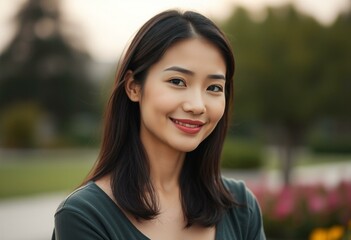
124, 70, 141, 102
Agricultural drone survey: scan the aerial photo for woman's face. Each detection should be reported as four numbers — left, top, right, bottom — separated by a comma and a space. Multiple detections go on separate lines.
137, 38, 226, 153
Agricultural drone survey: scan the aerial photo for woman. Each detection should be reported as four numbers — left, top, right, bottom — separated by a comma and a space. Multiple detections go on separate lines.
52, 10, 265, 240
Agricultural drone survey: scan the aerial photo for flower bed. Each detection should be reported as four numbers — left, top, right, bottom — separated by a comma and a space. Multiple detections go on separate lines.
251, 181, 351, 239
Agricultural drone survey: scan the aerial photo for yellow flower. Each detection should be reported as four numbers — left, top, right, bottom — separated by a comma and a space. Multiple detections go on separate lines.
327, 226, 344, 240
310, 228, 328, 240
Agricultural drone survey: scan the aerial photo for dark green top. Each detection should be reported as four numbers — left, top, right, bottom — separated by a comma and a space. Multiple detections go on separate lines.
52, 178, 265, 239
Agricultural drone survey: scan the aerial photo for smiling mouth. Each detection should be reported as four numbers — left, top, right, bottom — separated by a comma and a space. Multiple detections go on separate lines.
172, 119, 202, 128
170, 118, 205, 134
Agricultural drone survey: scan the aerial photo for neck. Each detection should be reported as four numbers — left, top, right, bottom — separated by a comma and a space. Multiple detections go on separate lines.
142, 140, 185, 193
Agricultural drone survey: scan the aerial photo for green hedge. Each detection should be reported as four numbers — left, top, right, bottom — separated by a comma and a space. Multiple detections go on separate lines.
220, 138, 263, 169
306, 129, 351, 154
0, 102, 41, 148
307, 134, 351, 154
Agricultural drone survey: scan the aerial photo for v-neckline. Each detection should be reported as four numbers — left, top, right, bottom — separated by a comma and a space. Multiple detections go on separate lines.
90, 181, 223, 240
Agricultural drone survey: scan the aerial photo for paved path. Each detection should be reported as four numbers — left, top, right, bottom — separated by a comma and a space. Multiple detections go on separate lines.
223, 161, 351, 189
1, 161, 350, 240
0, 192, 66, 240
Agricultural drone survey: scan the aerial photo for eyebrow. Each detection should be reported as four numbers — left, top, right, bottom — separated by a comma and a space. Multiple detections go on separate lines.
164, 66, 226, 81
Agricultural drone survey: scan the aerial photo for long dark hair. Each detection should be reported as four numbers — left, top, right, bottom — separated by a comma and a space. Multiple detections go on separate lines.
84, 10, 236, 227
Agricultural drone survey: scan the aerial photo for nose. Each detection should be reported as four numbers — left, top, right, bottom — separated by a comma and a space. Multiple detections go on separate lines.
182, 92, 206, 115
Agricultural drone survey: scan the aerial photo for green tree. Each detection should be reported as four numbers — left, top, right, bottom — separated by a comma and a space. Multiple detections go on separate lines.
0, 0, 97, 136
221, 5, 351, 185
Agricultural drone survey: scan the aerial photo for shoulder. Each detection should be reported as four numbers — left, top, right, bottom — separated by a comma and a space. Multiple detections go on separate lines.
221, 177, 257, 207
53, 182, 115, 239
55, 181, 101, 215
220, 177, 266, 239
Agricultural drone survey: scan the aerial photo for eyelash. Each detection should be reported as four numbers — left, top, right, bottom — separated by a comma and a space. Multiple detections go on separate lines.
168, 78, 224, 93
168, 78, 186, 86
207, 85, 223, 92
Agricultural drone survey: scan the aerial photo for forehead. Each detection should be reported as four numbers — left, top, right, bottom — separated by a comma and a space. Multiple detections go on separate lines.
150, 38, 226, 75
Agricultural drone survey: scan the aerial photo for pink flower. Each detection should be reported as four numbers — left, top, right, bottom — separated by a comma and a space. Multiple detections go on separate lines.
308, 194, 326, 214
326, 189, 341, 211
274, 186, 295, 219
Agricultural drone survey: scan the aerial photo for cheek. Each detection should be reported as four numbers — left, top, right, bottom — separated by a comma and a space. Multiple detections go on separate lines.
203, 99, 225, 139
141, 87, 174, 114
209, 98, 226, 123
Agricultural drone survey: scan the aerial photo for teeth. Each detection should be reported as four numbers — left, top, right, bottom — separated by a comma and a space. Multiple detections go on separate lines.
174, 119, 199, 128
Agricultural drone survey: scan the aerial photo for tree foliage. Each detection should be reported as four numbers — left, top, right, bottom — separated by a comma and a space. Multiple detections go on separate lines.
221, 5, 351, 184
0, 0, 97, 132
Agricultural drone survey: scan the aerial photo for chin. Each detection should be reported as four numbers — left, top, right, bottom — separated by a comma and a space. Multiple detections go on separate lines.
174, 142, 201, 153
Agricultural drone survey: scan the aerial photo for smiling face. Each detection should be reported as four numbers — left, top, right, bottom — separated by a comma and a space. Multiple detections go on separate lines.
127, 38, 227, 153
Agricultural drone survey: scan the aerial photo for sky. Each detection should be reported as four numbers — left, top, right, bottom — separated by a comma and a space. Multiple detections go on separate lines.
0, 0, 349, 62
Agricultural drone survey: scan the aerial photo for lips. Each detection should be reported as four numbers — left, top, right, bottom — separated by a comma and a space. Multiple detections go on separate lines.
170, 118, 205, 134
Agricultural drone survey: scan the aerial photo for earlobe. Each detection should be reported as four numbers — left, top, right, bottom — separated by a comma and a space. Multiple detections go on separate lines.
124, 70, 141, 102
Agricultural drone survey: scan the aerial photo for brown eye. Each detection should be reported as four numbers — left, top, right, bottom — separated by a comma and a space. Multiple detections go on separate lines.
169, 78, 186, 87
207, 85, 223, 92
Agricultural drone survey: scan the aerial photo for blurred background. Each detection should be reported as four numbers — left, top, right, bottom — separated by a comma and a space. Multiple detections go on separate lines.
0, 0, 350, 239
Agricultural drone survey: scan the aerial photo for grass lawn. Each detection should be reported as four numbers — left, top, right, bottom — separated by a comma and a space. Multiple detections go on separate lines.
0, 149, 97, 199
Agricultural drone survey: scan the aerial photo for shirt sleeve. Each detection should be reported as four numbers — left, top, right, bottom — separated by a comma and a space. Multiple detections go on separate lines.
53, 209, 105, 240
